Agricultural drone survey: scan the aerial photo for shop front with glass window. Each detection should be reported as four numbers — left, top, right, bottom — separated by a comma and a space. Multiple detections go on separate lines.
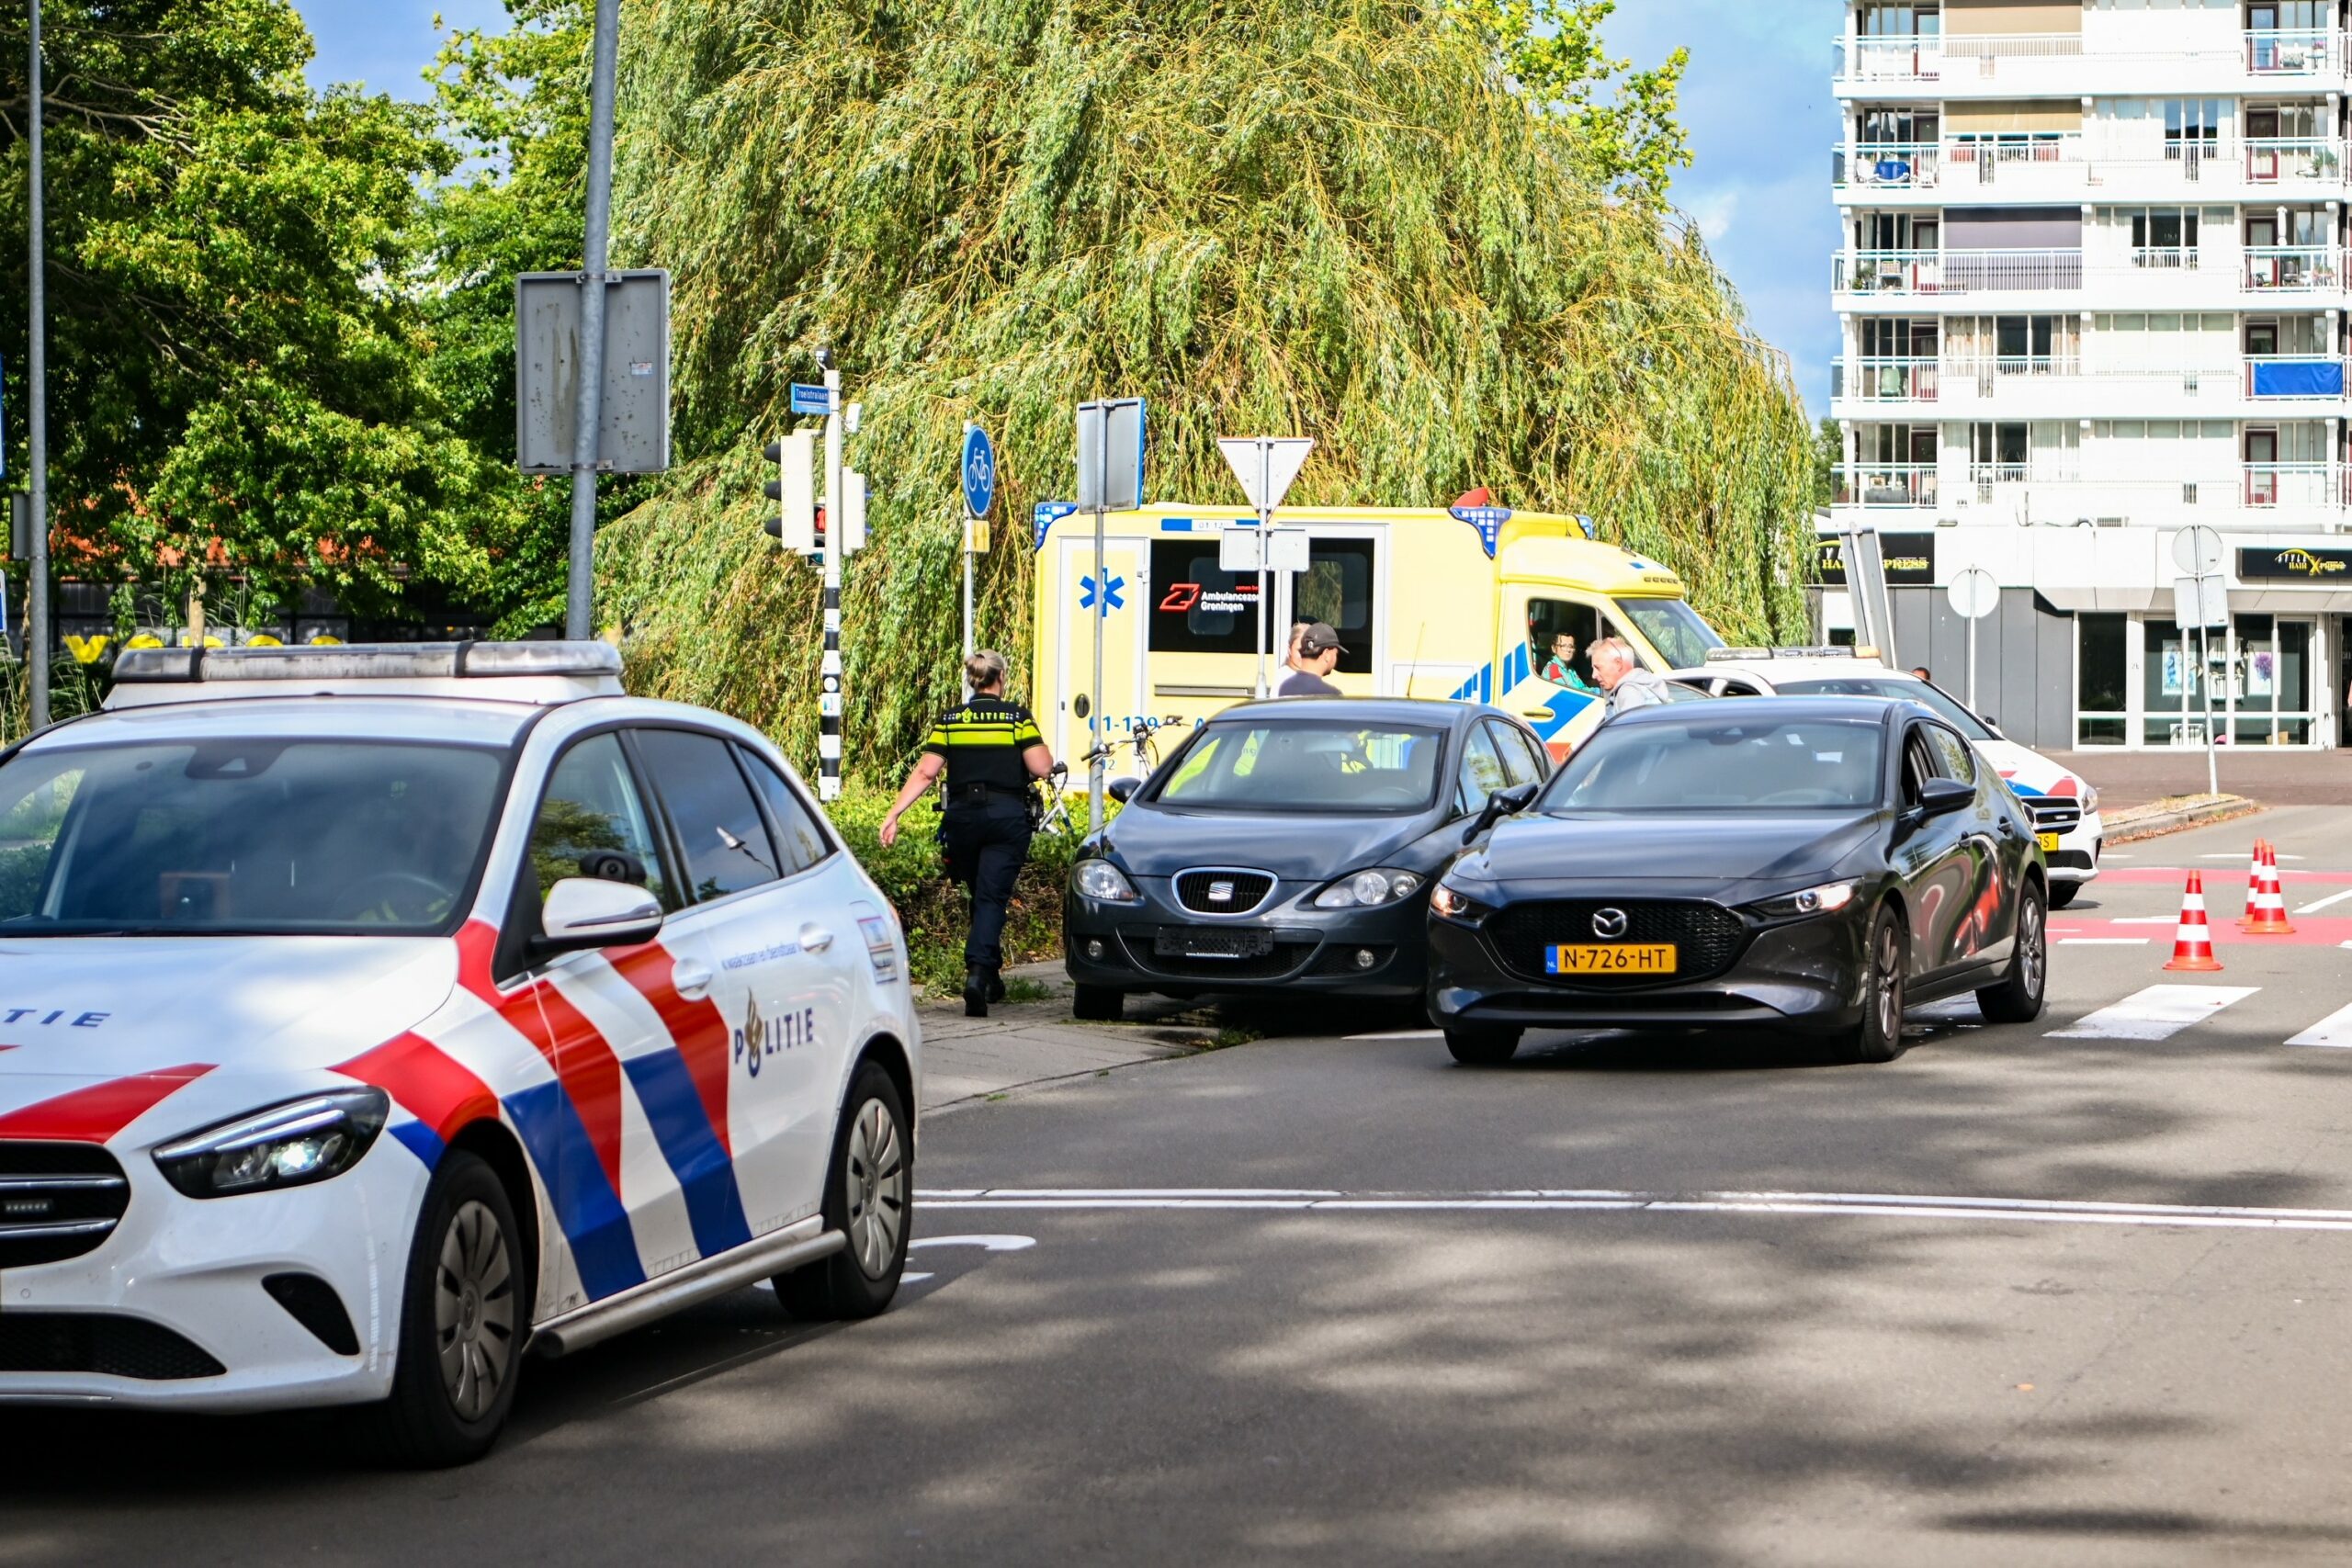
2074, 611, 2328, 749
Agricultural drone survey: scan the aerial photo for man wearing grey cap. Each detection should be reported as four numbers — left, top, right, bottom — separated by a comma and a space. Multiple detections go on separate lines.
1278, 622, 1345, 696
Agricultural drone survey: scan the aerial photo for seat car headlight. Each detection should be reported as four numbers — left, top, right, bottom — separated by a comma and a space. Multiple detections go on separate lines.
1429, 882, 1495, 923
153, 1088, 390, 1199
1311, 870, 1424, 909
1072, 859, 1142, 904
1747, 879, 1861, 920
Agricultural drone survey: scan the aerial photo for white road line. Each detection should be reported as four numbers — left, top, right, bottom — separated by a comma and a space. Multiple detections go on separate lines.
2112, 915, 2182, 924
2046, 984, 2259, 1041
2287, 1002, 2352, 1049
2297, 887, 2352, 915
912, 1187, 2352, 1234
2059, 938, 2151, 946
1343, 1030, 1444, 1041
2200, 852, 2305, 861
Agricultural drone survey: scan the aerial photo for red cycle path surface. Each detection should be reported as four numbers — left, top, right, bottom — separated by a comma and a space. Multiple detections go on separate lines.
2053, 916, 2352, 947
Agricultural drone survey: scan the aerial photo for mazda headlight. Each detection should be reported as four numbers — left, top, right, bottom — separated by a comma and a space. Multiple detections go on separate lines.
1311, 869, 1424, 909
154, 1088, 389, 1199
1072, 859, 1141, 904
1747, 879, 1861, 920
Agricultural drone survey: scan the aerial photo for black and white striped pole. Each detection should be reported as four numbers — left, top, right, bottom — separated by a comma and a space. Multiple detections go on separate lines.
817, 354, 844, 802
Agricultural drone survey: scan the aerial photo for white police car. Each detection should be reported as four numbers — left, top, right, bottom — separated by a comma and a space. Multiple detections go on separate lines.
0, 643, 918, 1463
1668, 650, 2104, 907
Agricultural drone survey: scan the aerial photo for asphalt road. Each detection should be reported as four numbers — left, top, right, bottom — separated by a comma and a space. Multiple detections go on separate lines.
12, 806, 2352, 1565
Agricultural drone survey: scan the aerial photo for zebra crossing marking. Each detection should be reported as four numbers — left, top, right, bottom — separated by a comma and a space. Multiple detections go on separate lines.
2047, 985, 2259, 1042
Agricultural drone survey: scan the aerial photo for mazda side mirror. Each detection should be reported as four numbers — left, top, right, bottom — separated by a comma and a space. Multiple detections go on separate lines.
536, 876, 663, 955
1107, 776, 1140, 805
1464, 782, 1539, 844
1918, 777, 1973, 818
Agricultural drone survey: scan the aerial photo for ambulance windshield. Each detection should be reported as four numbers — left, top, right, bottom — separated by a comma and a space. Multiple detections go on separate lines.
1148, 723, 1446, 814
1618, 598, 1724, 671
0, 739, 504, 936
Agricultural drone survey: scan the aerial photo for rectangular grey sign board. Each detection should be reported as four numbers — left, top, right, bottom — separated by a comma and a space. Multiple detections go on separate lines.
1075, 398, 1146, 513
516, 269, 673, 474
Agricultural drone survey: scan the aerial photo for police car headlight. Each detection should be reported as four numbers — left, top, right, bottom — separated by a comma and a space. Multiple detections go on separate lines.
1312, 870, 1424, 909
1747, 879, 1860, 920
153, 1089, 389, 1200
2078, 784, 2099, 815
1072, 859, 1141, 904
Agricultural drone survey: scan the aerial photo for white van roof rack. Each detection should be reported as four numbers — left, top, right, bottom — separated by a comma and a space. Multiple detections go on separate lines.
105, 641, 625, 708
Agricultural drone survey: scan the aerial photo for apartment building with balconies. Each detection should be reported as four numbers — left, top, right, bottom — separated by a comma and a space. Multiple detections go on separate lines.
1829, 0, 2352, 750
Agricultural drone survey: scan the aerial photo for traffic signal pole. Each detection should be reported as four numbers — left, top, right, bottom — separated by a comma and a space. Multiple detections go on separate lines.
818, 358, 844, 802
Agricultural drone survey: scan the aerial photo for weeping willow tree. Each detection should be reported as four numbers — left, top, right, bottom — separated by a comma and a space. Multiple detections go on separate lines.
598, 0, 1815, 778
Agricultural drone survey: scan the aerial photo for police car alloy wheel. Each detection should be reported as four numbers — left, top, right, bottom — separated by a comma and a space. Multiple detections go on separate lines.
370, 1151, 526, 1467
775, 1063, 910, 1320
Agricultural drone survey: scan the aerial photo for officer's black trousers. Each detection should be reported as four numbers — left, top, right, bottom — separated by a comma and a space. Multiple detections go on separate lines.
940, 802, 1033, 972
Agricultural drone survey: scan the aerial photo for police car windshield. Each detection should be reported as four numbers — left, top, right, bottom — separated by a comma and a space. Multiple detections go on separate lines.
0, 739, 505, 936
1774, 678, 1996, 740
1148, 722, 1446, 814
1541, 717, 1885, 812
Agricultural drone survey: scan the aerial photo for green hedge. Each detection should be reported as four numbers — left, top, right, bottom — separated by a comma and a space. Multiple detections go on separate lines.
823, 789, 1081, 993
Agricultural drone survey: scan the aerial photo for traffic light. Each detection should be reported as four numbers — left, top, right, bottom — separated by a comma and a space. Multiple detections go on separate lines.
762, 431, 816, 552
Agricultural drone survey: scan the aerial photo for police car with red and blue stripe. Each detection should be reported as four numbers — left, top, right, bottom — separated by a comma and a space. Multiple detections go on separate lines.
0, 643, 917, 1462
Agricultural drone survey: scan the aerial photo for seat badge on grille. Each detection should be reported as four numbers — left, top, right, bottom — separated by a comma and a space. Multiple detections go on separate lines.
1591, 908, 1629, 940
1208, 881, 1235, 904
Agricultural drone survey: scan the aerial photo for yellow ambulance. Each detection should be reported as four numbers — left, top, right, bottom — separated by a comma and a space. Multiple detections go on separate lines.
1027, 501, 1728, 764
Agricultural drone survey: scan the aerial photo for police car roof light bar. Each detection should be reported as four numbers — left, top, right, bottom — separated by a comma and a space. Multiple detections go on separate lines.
112, 640, 625, 685
1702, 646, 1860, 662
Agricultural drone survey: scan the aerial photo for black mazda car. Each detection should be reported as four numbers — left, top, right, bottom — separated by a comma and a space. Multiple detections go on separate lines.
1425, 696, 2048, 1066
1063, 698, 1550, 1021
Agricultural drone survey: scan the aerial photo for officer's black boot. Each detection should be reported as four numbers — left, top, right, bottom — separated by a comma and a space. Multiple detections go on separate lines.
986, 966, 1008, 1003
962, 968, 989, 1018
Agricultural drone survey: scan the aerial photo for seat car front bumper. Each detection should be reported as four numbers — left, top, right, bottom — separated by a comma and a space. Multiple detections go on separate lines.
1065, 883, 1432, 998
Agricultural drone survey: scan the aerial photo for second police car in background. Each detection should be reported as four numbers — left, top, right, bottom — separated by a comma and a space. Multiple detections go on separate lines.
0, 643, 918, 1464
1667, 649, 2104, 907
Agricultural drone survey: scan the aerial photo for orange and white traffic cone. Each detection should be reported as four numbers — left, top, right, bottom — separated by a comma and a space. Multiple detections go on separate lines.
2243, 841, 2297, 936
2165, 872, 2225, 972
2237, 839, 2267, 928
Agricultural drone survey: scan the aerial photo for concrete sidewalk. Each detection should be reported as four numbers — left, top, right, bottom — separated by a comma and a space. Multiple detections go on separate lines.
2056, 749, 2346, 810
913, 964, 1212, 1114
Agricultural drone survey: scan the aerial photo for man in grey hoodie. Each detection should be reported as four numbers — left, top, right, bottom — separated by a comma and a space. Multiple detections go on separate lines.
1590, 637, 1669, 719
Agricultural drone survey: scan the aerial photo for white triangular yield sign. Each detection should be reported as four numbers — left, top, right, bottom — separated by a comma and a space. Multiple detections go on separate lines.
1217, 437, 1314, 513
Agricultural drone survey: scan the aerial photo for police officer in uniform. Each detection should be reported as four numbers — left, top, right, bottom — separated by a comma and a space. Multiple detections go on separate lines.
880, 649, 1056, 1017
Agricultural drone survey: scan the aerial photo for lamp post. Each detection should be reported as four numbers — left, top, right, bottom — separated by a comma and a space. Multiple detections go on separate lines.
26, 0, 49, 726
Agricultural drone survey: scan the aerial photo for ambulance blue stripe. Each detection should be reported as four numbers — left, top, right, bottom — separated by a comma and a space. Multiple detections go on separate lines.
390, 1121, 444, 1169
1528, 688, 1597, 736
503, 1082, 647, 1301
622, 1050, 754, 1260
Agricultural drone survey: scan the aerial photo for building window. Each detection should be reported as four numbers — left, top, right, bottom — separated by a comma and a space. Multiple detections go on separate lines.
2076, 613, 2127, 746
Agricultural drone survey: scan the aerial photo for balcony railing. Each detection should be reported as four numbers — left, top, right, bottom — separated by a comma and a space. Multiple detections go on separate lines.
1834, 136, 2350, 192
2245, 356, 2351, 399
1832, 464, 1939, 507
2245, 246, 2346, 291
1834, 248, 2082, 294
1833, 142, 1944, 189
1831, 356, 1940, 402
2245, 138, 2347, 183
1835, 28, 2348, 84
1835, 247, 2349, 297
1917, 465, 2352, 512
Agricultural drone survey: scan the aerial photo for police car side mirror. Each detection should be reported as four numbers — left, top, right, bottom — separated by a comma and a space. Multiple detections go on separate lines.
1107, 776, 1140, 805
537, 877, 663, 954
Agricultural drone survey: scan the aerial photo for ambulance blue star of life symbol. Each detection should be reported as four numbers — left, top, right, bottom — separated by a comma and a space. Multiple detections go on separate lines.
1080, 574, 1126, 615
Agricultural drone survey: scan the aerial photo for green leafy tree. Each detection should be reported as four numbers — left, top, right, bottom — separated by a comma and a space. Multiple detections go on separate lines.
1463, 0, 1692, 197
0, 0, 481, 616
1814, 415, 1844, 512
594, 0, 1814, 780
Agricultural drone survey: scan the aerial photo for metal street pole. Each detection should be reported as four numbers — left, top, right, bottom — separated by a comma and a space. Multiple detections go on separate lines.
2199, 618, 2219, 796
563, 0, 619, 639
819, 360, 844, 802
27, 0, 48, 726
1088, 439, 1108, 836
1965, 611, 1977, 712
1253, 443, 1272, 700
961, 426, 977, 699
